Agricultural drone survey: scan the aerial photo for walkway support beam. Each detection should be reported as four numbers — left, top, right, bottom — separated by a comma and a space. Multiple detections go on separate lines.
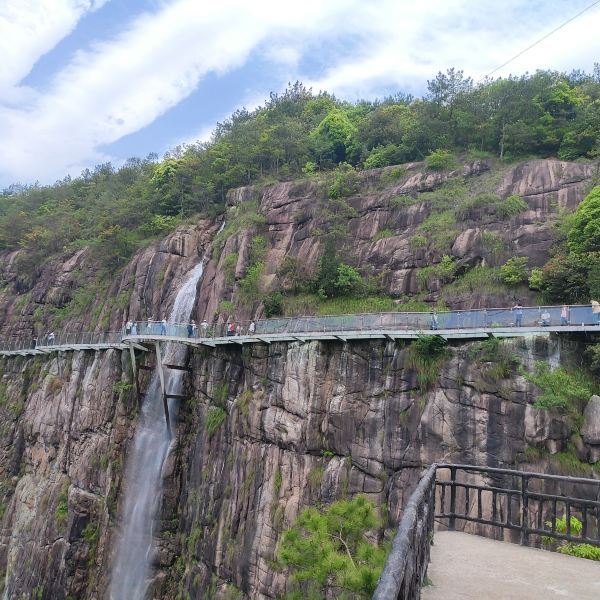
154, 342, 171, 436
128, 344, 142, 410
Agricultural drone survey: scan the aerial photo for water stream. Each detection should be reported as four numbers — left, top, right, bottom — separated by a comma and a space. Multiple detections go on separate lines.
109, 261, 205, 599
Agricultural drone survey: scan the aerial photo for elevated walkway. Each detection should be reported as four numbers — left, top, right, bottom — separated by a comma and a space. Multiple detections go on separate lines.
423, 531, 600, 600
0, 304, 598, 358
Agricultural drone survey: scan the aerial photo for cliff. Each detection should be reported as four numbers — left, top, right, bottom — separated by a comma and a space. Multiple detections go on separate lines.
0, 158, 598, 598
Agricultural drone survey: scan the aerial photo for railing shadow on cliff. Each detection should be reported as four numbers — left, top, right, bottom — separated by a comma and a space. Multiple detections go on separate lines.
373, 463, 600, 600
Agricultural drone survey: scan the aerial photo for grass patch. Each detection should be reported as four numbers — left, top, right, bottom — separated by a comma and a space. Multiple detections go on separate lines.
521, 362, 594, 411
205, 405, 227, 437
374, 228, 394, 240
416, 210, 457, 251
406, 335, 449, 391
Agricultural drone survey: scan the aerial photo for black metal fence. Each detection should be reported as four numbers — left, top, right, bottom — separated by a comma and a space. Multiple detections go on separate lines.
436, 463, 600, 546
374, 463, 600, 599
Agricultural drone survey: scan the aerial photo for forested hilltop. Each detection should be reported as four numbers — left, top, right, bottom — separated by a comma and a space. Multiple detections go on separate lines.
1, 68, 600, 324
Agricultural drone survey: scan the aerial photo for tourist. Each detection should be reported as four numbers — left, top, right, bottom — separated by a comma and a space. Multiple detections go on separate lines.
236, 323, 242, 336
430, 310, 439, 330
48, 332, 55, 345
187, 320, 198, 337
131, 322, 137, 336
227, 321, 236, 337
592, 299, 600, 325
512, 303, 523, 327
147, 317, 154, 334
248, 320, 256, 335
160, 318, 167, 335
200, 319, 208, 337
540, 310, 551, 326
125, 320, 133, 335
560, 305, 570, 326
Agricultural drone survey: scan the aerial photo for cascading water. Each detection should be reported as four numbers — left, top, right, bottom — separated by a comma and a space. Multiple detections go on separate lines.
110, 261, 205, 599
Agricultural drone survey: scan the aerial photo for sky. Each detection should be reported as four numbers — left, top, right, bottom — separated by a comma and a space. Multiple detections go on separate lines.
1, 0, 599, 188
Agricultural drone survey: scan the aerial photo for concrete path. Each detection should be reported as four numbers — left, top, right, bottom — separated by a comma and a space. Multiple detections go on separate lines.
422, 531, 600, 600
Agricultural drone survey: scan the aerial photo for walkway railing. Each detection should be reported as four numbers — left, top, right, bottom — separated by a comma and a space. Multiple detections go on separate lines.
0, 304, 597, 354
374, 463, 600, 599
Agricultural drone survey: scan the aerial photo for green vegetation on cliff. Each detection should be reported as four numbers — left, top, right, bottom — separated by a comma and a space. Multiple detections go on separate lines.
278, 495, 387, 599
2, 67, 600, 289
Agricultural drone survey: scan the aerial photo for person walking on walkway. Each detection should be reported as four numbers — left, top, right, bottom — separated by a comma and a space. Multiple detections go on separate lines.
592, 299, 600, 325
227, 321, 236, 337
125, 320, 133, 335
430, 310, 439, 331
48, 332, 55, 345
160, 318, 167, 335
560, 305, 570, 326
131, 322, 137, 335
540, 310, 551, 326
147, 317, 154, 334
200, 319, 208, 337
248, 320, 256, 335
512, 303, 523, 327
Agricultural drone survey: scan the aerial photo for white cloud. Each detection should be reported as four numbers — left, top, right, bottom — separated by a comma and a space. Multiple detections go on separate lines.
1, 0, 599, 186
0, 0, 107, 104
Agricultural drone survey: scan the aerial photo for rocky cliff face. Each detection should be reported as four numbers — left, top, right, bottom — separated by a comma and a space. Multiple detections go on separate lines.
0, 159, 597, 599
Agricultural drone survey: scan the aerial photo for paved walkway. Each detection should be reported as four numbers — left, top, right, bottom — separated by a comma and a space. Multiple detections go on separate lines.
423, 531, 600, 600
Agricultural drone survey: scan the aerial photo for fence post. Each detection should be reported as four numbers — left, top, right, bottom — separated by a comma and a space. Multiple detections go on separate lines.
520, 474, 529, 545
449, 466, 457, 531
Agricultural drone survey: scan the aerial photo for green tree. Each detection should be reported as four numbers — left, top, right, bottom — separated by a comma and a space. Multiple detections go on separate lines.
278, 495, 387, 599
310, 108, 357, 165
500, 256, 529, 285
568, 186, 600, 254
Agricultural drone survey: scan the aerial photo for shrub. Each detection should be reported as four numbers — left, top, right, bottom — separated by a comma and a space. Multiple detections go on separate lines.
334, 264, 363, 296
263, 291, 284, 317
500, 257, 529, 285
425, 149, 458, 171
407, 335, 449, 391
409, 234, 428, 249
496, 194, 528, 218
417, 255, 456, 290
528, 267, 543, 290
417, 210, 457, 251
205, 406, 227, 437
238, 262, 265, 304
543, 515, 600, 561
278, 495, 387, 599
328, 162, 358, 199
480, 231, 505, 260
364, 144, 403, 169
568, 186, 600, 254
540, 253, 591, 303
522, 362, 593, 411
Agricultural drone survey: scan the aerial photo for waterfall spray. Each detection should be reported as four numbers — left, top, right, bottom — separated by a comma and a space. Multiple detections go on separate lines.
110, 261, 204, 599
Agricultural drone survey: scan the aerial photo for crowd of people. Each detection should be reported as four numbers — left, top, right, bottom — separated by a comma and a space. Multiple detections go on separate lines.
122, 317, 256, 338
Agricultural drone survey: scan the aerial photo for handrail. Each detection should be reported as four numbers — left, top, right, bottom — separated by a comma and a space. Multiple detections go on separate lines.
0, 303, 597, 354
373, 464, 437, 600
374, 463, 600, 599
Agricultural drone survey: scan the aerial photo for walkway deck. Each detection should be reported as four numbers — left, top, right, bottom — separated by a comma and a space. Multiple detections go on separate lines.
423, 531, 600, 600
0, 324, 598, 357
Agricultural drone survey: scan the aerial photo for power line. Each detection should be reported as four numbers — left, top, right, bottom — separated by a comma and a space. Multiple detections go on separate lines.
485, 0, 600, 78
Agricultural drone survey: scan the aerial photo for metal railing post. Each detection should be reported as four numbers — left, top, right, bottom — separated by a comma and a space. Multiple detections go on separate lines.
449, 466, 457, 531
520, 474, 529, 545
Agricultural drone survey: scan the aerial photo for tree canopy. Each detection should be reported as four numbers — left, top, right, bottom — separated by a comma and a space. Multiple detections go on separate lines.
2, 67, 600, 281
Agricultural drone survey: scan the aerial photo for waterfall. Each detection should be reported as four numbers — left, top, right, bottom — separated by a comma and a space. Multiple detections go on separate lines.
109, 261, 205, 599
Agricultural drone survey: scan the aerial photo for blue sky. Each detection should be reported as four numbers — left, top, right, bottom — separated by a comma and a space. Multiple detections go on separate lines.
1, 0, 599, 187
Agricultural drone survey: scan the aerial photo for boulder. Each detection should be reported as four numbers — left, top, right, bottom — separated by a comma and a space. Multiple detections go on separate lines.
581, 395, 600, 445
